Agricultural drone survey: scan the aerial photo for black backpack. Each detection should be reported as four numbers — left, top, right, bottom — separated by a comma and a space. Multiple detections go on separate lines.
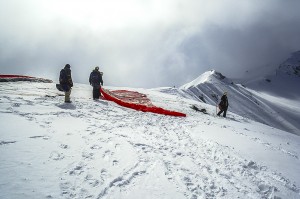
91, 72, 99, 84
59, 69, 67, 84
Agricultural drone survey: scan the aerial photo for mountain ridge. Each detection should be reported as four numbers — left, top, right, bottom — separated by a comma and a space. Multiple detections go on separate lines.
179, 52, 300, 135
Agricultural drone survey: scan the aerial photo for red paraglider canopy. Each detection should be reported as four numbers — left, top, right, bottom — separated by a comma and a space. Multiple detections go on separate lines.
0, 75, 52, 83
101, 88, 186, 117
0, 74, 34, 79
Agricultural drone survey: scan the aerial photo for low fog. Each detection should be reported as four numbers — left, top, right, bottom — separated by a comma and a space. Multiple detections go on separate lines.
1, 0, 300, 88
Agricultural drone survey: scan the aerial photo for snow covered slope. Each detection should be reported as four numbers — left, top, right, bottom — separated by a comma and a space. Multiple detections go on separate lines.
245, 51, 300, 98
180, 68, 300, 135
1, 81, 300, 199
278, 51, 300, 77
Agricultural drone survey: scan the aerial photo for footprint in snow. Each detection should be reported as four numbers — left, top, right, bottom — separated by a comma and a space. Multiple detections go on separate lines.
60, 144, 69, 149
112, 160, 119, 166
90, 144, 102, 150
244, 161, 260, 170
103, 150, 114, 161
85, 174, 101, 187
100, 168, 110, 178
12, 103, 21, 107
49, 151, 64, 161
115, 143, 120, 149
69, 163, 85, 176
258, 184, 279, 198
82, 152, 94, 160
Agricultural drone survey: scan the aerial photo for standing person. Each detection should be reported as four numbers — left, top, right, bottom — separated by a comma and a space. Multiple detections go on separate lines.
89, 66, 103, 100
217, 92, 229, 117
59, 64, 73, 103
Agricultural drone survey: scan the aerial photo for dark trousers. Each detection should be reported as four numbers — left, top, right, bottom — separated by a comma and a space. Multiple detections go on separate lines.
217, 108, 227, 117
93, 87, 101, 99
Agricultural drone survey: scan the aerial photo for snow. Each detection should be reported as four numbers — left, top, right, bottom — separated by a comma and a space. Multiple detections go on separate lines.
277, 51, 300, 77
180, 70, 230, 90
0, 81, 300, 199
180, 68, 300, 135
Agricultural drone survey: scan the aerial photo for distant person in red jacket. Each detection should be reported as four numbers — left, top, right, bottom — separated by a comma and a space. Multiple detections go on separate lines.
217, 92, 228, 117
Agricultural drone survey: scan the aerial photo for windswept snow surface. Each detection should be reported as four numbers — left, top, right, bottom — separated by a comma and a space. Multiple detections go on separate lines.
0, 82, 300, 199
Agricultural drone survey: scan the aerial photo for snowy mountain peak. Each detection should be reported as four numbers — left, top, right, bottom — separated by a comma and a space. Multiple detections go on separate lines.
180, 70, 229, 89
180, 66, 300, 135
277, 51, 300, 77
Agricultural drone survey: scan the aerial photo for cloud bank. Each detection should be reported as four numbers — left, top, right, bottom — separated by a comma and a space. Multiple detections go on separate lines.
1, 0, 300, 88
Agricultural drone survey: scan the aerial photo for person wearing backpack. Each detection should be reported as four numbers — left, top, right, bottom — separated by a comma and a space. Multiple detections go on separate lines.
89, 66, 103, 100
217, 92, 229, 117
59, 64, 73, 103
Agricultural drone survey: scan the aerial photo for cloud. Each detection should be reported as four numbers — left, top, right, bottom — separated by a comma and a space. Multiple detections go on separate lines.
1, 0, 300, 88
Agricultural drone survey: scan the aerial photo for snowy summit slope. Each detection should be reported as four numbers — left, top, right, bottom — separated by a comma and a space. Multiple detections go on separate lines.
245, 51, 300, 98
180, 66, 300, 135
0, 81, 300, 199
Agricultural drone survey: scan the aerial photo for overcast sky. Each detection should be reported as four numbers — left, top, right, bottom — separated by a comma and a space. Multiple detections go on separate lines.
1, 0, 300, 88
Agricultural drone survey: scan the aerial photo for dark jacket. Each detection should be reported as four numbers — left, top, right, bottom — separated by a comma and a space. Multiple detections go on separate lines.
89, 70, 103, 88
59, 68, 73, 92
219, 94, 228, 110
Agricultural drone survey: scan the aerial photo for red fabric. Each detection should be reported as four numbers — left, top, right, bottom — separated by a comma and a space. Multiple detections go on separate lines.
101, 88, 186, 117
0, 75, 34, 78
0, 75, 52, 83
